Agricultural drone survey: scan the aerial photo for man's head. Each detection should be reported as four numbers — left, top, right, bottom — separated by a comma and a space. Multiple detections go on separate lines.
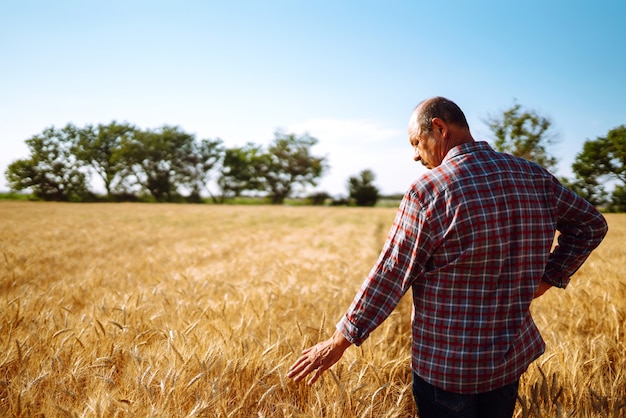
408, 97, 473, 169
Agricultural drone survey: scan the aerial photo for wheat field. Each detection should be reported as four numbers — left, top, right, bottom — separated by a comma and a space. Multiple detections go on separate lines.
0, 202, 624, 417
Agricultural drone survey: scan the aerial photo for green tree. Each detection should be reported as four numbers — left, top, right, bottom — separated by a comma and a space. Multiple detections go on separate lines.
608, 184, 626, 212
74, 121, 137, 198
306, 191, 331, 206
217, 144, 266, 202
572, 125, 626, 210
484, 103, 558, 171
5, 124, 92, 201
348, 169, 380, 207
181, 138, 224, 203
261, 131, 327, 204
119, 125, 199, 202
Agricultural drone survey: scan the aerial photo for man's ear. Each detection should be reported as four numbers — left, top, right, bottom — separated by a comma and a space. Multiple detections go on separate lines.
431, 117, 447, 136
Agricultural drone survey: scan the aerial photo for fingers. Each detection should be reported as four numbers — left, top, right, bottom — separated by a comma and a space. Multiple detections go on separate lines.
307, 364, 324, 385
287, 344, 331, 384
287, 350, 323, 383
286, 358, 308, 381
287, 334, 349, 385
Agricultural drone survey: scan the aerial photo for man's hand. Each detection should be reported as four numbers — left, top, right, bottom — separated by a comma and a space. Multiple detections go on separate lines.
534, 281, 553, 298
287, 331, 352, 385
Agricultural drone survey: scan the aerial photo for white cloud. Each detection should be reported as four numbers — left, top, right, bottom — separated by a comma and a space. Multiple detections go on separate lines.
288, 118, 403, 146
287, 118, 423, 197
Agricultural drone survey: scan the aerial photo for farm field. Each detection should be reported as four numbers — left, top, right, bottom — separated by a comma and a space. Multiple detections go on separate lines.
0, 202, 624, 417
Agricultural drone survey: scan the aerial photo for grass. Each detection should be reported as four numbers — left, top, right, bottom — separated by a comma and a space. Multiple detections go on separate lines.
0, 202, 624, 417
0, 192, 34, 201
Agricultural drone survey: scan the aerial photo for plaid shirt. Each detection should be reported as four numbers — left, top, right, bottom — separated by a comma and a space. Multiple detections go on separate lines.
337, 141, 608, 394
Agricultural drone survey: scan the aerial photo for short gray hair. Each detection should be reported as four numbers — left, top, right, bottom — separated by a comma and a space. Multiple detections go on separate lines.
416, 97, 469, 132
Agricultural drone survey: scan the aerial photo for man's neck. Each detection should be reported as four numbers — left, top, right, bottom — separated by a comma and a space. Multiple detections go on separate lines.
445, 126, 475, 151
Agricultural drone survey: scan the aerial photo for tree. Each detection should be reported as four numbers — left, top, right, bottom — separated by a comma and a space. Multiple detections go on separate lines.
306, 191, 331, 206
261, 131, 327, 204
572, 125, 626, 210
119, 125, 199, 202
348, 169, 380, 207
5, 124, 92, 201
484, 103, 558, 172
217, 143, 266, 202
181, 138, 224, 203
608, 185, 626, 212
73, 121, 136, 198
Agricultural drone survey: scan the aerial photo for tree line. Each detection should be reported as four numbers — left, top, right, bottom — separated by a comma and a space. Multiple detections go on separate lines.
5, 103, 626, 210
5, 123, 328, 204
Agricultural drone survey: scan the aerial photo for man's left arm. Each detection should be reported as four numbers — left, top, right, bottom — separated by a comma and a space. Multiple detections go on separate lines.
542, 180, 608, 289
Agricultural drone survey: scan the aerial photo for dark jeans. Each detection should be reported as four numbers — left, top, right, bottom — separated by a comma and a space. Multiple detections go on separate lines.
412, 373, 519, 418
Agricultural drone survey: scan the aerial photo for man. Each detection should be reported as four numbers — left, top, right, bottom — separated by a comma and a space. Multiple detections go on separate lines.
287, 97, 608, 417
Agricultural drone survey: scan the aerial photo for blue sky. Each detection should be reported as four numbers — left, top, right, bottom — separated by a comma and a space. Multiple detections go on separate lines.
1, 0, 625, 196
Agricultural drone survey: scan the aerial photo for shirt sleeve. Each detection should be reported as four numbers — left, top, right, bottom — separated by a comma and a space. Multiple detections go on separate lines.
336, 189, 434, 346
542, 178, 608, 288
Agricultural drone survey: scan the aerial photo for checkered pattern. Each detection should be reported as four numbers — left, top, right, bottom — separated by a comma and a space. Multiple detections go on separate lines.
336, 141, 607, 394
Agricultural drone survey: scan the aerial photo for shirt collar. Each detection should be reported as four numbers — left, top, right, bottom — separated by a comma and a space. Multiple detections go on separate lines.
442, 141, 492, 164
